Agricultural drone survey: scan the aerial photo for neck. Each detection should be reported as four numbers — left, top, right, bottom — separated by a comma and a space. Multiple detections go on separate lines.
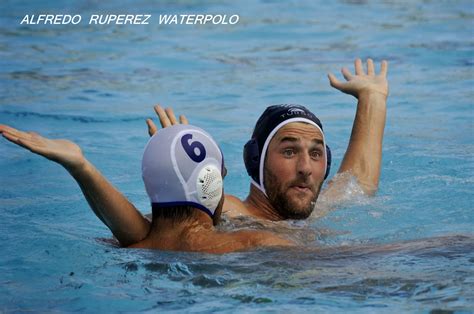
146, 210, 214, 250
244, 184, 285, 221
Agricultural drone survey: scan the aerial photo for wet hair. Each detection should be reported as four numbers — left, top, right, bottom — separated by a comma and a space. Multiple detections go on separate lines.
151, 205, 196, 223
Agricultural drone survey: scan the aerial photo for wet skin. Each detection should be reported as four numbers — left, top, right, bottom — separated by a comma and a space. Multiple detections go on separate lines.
263, 122, 326, 219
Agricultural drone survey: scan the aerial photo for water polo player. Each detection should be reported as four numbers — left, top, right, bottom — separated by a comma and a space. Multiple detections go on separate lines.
130, 124, 293, 252
1, 57, 388, 247
147, 58, 389, 222
0, 122, 292, 253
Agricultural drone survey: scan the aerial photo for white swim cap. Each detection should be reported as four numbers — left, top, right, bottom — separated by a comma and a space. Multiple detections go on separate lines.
142, 124, 224, 217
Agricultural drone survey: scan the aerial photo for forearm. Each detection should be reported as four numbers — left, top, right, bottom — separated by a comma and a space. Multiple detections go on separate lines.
338, 91, 387, 194
68, 159, 150, 246
0, 124, 150, 245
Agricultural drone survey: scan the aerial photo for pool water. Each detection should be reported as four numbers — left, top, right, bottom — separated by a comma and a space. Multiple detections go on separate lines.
1, 0, 473, 312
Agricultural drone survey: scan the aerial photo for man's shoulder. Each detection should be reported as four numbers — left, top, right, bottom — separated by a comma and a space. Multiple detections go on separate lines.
222, 194, 253, 218
232, 229, 295, 248
207, 228, 294, 253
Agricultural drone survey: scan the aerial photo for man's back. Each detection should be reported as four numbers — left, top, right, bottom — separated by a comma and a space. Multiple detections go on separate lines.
128, 214, 293, 254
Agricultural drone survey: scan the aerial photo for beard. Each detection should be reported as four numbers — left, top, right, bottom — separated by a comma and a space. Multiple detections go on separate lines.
264, 167, 323, 220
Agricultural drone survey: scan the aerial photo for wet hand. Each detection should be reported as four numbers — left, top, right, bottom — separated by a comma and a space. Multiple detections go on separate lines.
0, 124, 85, 172
328, 58, 388, 99
146, 104, 189, 137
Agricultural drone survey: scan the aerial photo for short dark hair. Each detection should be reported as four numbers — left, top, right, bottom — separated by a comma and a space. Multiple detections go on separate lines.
151, 205, 196, 224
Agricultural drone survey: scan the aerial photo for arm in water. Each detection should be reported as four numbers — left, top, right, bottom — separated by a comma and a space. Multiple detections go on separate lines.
325, 58, 388, 196
0, 124, 149, 246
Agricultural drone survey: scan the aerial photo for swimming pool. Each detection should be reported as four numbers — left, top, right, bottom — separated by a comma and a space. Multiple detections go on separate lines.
1, 0, 473, 312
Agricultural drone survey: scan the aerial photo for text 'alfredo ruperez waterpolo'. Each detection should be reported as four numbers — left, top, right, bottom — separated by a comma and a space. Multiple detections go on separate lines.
20, 14, 240, 25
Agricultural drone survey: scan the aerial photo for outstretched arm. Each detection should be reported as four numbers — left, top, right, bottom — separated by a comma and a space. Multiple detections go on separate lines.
0, 125, 150, 246
326, 58, 388, 195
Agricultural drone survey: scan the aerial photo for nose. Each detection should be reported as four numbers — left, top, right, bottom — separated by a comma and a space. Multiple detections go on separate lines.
297, 152, 312, 177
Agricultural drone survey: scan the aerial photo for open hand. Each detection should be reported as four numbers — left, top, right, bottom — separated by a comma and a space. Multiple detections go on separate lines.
146, 105, 189, 137
328, 58, 388, 99
0, 124, 85, 172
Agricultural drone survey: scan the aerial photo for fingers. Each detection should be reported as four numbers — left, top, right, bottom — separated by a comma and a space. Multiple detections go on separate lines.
354, 58, 363, 75
165, 107, 178, 125
327, 73, 342, 89
154, 105, 171, 128
367, 58, 375, 75
341, 67, 352, 81
151, 104, 188, 131
1, 125, 48, 152
0, 124, 9, 134
2, 130, 19, 143
146, 118, 157, 137
380, 60, 388, 77
2, 130, 39, 152
179, 115, 189, 125
0, 124, 23, 138
353, 58, 387, 76
1, 125, 36, 144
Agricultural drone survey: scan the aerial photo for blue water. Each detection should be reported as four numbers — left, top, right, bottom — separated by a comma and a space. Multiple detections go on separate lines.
1, 0, 473, 312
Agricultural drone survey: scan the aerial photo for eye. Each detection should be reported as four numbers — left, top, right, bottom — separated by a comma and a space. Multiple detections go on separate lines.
310, 149, 323, 160
282, 148, 295, 158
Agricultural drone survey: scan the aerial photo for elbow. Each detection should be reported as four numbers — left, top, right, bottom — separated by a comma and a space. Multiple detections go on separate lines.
357, 178, 379, 196
348, 161, 381, 196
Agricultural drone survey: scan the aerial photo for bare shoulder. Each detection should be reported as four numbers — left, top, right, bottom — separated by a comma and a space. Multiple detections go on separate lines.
235, 229, 295, 248
222, 194, 252, 218
203, 229, 294, 253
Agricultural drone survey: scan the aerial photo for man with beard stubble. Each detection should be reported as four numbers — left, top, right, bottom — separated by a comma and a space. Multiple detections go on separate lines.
150, 58, 389, 222
1, 58, 388, 246
226, 58, 388, 221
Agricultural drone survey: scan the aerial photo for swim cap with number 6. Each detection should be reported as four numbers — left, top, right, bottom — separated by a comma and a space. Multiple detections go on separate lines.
142, 124, 224, 217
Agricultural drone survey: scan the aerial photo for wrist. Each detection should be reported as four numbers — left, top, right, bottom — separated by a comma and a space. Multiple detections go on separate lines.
358, 88, 388, 100
66, 157, 91, 178
356, 90, 388, 116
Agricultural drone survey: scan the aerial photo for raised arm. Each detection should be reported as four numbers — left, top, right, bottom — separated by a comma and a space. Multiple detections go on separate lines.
0, 124, 150, 246
326, 58, 388, 195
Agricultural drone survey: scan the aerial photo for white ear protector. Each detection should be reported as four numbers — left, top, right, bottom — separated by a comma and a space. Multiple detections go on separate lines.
196, 165, 223, 212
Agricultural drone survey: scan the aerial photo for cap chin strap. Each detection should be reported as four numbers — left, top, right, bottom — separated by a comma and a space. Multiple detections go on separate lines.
253, 117, 327, 198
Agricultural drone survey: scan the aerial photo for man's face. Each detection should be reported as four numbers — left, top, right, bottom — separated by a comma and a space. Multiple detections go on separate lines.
264, 122, 326, 219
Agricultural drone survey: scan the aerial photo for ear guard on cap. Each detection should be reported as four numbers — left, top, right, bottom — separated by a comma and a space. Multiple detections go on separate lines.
243, 139, 260, 183
196, 164, 223, 213
243, 138, 332, 182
